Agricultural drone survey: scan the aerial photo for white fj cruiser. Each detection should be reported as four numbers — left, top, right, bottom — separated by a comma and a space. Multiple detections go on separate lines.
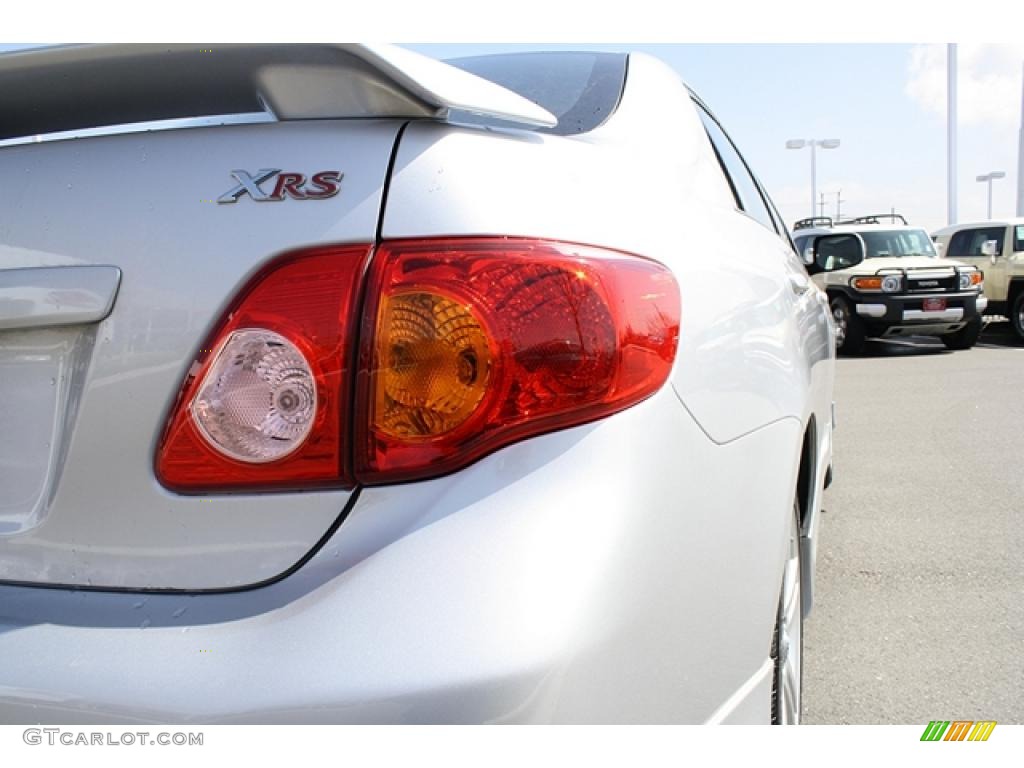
792, 214, 987, 354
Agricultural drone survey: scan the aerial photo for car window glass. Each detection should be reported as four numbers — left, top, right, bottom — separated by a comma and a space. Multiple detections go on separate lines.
948, 227, 1005, 257
446, 52, 627, 136
947, 230, 969, 256
763, 188, 797, 251
1015, 225, 1024, 252
860, 229, 936, 258
696, 105, 777, 232
816, 234, 861, 271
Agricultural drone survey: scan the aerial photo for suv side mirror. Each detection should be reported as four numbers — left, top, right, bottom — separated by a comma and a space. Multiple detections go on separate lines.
814, 234, 865, 273
934, 241, 944, 256
802, 247, 815, 266
981, 239, 999, 258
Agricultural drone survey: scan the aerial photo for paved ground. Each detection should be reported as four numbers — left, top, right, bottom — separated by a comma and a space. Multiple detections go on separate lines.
802, 320, 1024, 724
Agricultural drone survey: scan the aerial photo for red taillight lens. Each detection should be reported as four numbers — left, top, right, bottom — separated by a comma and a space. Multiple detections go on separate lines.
157, 239, 679, 492
354, 238, 680, 484
156, 245, 372, 492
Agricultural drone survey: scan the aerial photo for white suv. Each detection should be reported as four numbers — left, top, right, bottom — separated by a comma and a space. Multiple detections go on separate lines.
793, 215, 987, 354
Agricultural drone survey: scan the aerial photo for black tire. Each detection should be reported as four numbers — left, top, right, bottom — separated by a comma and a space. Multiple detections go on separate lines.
771, 502, 804, 725
942, 317, 982, 350
830, 296, 866, 355
1011, 291, 1024, 341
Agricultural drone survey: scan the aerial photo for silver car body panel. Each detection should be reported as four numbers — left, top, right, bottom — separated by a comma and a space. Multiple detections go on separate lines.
0, 46, 834, 722
383, 54, 835, 448
0, 391, 801, 724
0, 120, 398, 589
0, 266, 121, 331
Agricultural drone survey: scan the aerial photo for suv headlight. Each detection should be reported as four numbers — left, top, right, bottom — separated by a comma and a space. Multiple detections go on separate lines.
851, 274, 902, 293
958, 269, 983, 290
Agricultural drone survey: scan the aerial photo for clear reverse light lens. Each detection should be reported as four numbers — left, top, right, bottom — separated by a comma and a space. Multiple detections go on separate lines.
191, 329, 317, 463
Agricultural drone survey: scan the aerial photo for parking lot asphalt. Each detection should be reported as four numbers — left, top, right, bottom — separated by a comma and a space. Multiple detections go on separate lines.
802, 320, 1024, 724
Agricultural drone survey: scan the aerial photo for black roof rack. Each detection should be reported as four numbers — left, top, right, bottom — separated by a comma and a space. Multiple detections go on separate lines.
836, 213, 908, 226
793, 216, 833, 230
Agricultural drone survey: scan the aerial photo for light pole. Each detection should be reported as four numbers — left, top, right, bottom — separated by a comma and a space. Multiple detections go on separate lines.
976, 171, 1005, 219
948, 43, 958, 224
1018, 61, 1023, 216
786, 138, 841, 218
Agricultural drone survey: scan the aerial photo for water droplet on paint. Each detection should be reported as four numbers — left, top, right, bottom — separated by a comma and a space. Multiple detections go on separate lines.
172, 607, 187, 618
140, 618, 151, 629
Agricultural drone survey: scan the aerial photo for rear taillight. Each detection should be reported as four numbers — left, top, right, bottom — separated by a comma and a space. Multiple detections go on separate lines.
354, 238, 680, 484
156, 245, 372, 492
156, 238, 679, 491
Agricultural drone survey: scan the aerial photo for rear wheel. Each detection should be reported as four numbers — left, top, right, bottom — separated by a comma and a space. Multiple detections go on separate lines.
1011, 291, 1024, 340
771, 502, 803, 725
830, 296, 866, 355
942, 317, 982, 350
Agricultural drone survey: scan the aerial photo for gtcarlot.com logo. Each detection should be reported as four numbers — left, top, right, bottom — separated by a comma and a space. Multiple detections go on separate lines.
920, 720, 997, 742
23, 729, 203, 746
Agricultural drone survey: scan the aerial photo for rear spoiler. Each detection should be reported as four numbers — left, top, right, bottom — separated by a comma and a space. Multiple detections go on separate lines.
0, 43, 557, 141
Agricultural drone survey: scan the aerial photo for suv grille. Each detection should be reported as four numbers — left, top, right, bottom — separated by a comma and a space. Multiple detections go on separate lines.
904, 268, 958, 293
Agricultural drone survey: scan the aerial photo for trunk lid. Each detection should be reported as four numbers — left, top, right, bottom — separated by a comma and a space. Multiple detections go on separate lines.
0, 120, 397, 590
0, 43, 554, 591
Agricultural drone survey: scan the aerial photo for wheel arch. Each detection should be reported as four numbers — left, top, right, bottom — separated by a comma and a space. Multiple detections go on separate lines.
1008, 277, 1024, 308
795, 415, 817, 533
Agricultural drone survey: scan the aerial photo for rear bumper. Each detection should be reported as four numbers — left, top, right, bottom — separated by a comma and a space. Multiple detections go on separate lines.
0, 390, 809, 724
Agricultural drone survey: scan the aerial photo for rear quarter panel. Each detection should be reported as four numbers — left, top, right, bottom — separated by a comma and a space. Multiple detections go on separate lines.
383, 53, 833, 448
377, 52, 833, 718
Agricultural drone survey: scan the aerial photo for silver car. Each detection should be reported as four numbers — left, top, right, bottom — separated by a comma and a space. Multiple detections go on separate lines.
0, 43, 835, 723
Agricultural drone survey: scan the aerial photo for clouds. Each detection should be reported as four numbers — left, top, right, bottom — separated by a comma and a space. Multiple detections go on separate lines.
889, 44, 1023, 224
907, 44, 1024, 130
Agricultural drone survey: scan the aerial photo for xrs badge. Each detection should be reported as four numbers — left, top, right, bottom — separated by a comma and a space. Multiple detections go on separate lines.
218, 169, 343, 203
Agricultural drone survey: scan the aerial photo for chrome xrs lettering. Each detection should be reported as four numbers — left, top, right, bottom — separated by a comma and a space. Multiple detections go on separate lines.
217, 170, 343, 203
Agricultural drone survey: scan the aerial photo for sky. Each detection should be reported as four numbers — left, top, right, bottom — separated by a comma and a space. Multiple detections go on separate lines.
2, 42, 1021, 233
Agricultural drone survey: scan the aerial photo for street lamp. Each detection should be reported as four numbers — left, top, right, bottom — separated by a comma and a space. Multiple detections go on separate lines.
786, 138, 841, 219
976, 171, 1006, 219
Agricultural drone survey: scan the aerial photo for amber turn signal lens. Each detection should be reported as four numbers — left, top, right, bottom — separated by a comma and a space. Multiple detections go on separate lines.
970, 271, 983, 286
375, 292, 494, 439
356, 237, 681, 484
852, 276, 883, 291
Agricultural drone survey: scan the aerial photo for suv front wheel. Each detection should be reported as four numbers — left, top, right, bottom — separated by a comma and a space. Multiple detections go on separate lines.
830, 296, 866, 355
942, 317, 982, 350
